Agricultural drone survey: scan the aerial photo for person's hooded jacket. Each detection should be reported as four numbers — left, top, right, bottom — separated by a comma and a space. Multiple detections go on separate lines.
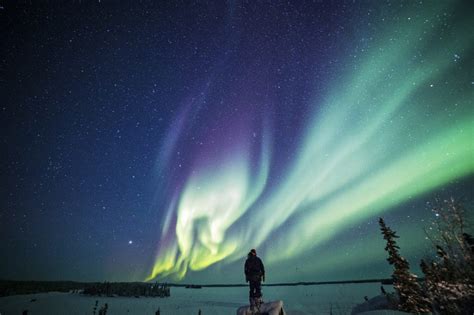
244, 251, 265, 282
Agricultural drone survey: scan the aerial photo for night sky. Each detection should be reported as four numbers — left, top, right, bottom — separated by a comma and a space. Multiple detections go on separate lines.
1, 1, 473, 283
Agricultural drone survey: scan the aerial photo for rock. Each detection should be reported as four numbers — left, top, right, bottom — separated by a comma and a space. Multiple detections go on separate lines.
237, 300, 286, 315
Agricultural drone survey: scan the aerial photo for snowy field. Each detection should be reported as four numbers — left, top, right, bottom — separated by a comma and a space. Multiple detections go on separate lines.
0, 284, 405, 315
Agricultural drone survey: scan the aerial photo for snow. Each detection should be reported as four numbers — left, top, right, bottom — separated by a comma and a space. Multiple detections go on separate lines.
0, 283, 400, 315
237, 300, 285, 315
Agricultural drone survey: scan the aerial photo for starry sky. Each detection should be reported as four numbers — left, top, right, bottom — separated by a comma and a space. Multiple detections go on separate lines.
1, 1, 473, 283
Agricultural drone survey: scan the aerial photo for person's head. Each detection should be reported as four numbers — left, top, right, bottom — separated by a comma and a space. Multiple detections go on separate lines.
249, 249, 257, 256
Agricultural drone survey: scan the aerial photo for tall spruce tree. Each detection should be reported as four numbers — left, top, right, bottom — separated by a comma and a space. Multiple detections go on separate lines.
378, 218, 431, 313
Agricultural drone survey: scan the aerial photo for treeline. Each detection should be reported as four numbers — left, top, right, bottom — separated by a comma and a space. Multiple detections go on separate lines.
0, 280, 170, 298
0, 280, 85, 297
83, 282, 170, 297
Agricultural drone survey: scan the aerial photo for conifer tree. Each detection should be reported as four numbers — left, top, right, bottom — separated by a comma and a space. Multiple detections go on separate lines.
378, 218, 431, 313
420, 199, 474, 314
463, 233, 474, 254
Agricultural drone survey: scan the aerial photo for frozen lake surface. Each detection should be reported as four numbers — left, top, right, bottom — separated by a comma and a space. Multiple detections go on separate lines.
0, 284, 405, 314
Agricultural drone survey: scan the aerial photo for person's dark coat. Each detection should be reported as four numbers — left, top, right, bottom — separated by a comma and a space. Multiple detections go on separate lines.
244, 253, 265, 282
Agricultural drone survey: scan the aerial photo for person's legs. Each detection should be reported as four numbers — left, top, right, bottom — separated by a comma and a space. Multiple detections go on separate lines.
254, 280, 262, 298
249, 280, 263, 311
249, 280, 259, 308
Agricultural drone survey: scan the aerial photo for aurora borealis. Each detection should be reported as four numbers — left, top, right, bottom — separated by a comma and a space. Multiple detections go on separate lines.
146, 1, 474, 281
1, 1, 473, 283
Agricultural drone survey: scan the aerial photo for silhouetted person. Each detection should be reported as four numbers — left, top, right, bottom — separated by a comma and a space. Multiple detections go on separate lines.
244, 248, 265, 309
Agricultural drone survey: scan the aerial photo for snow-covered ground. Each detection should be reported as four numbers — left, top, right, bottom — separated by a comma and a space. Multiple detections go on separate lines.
0, 284, 404, 315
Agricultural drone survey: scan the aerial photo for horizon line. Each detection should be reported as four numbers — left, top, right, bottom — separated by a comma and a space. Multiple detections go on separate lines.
0, 277, 397, 287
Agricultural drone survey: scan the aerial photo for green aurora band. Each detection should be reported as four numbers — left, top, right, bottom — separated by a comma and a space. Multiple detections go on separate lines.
147, 1, 474, 281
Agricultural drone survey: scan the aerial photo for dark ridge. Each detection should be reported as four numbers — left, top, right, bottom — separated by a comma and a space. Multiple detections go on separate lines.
174, 278, 396, 287
0, 278, 398, 296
